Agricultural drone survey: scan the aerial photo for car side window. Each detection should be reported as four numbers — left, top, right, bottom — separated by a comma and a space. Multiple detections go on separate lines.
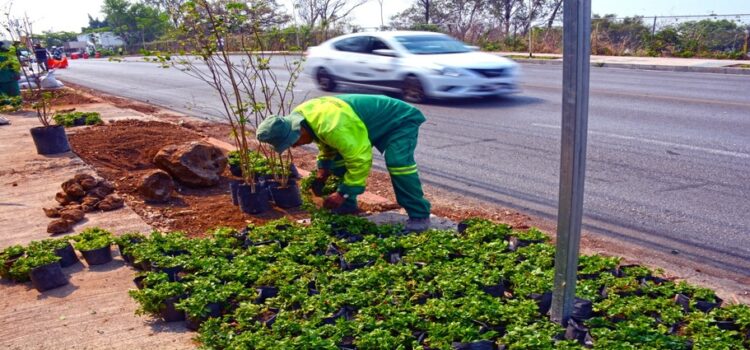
369, 38, 391, 53
333, 37, 368, 53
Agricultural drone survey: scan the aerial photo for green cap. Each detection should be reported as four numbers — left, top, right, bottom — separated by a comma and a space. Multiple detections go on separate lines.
256, 112, 305, 153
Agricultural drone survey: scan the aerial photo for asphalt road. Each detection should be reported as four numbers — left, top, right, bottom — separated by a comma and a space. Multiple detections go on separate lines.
57, 58, 750, 277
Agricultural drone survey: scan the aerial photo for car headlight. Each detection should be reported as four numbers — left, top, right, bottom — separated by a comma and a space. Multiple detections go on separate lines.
430, 67, 465, 77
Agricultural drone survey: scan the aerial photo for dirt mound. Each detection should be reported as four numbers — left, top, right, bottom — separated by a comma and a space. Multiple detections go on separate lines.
68, 120, 306, 236
21, 88, 98, 108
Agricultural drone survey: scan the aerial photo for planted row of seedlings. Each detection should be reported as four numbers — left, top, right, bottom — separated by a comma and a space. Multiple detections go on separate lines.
52, 111, 103, 127
124, 213, 750, 349
0, 228, 123, 292
227, 150, 303, 214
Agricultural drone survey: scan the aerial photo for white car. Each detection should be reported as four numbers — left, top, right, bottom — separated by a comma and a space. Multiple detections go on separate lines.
304, 31, 520, 103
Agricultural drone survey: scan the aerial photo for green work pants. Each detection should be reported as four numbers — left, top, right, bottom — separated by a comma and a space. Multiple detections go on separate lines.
330, 121, 431, 218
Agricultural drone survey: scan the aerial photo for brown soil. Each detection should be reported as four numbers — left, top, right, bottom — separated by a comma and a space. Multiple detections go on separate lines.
21, 88, 99, 109
68, 120, 306, 236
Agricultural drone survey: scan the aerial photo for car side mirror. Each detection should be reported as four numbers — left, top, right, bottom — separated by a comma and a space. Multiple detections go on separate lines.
373, 49, 398, 57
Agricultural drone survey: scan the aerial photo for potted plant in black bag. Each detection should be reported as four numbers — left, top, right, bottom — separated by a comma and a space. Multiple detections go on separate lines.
73, 227, 114, 266
25, 250, 69, 292
265, 150, 302, 209
8, 26, 70, 154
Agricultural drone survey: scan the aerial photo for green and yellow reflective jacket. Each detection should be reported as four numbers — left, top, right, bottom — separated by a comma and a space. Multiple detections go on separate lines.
293, 94, 425, 196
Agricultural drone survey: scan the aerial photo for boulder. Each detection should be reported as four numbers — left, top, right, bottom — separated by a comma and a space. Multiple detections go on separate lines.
60, 208, 85, 223
47, 219, 73, 234
88, 182, 115, 199
138, 170, 175, 202
98, 194, 124, 211
80, 196, 101, 211
61, 179, 86, 198
79, 177, 99, 191
153, 141, 227, 187
55, 191, 74, 205
43, 207, 61, 218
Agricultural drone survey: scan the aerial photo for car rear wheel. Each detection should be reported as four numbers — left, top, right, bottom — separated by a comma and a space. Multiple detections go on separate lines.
402, 75, 426, 103
316, 68, 337, 92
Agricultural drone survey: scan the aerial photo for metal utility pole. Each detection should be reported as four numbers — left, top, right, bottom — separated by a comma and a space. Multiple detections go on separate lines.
550, 0, 591, 325
652, 16, 657, 36
528, 0, 533, 58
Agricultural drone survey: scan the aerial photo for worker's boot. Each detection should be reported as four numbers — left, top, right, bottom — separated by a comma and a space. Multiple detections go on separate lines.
405, 217, 431, 233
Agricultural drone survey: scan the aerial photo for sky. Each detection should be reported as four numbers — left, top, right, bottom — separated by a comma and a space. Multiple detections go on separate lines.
3, 0, 750, 34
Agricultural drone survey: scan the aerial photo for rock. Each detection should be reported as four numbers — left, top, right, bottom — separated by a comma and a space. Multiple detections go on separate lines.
47, 219, 73, 234
98, 194, 124, 211
79, 178, 99, 191
43, 207, 61, 218
80, 196, 101, 211
74, 173, 96, 184
55, 191, 73, 205
65, 204, 83, 211
138, 170, 174, 202
153, 141, 227, 187
60, 208, 85, 223
61, 179, 86, 198
74, 174, 98, 190
88, 183, 115, 199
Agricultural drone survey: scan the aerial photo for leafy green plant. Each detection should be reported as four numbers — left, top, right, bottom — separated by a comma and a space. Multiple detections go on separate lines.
176, 277, 245, 319
120, 215, 747, 349
53, 111, 103, 127
0, 245, 27, 281
73, 227, 113, 251
0, 94, 22, 113
128, 273, 186, 316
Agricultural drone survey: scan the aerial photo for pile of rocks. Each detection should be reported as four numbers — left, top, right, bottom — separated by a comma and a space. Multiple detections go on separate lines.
44, 174, 124, 234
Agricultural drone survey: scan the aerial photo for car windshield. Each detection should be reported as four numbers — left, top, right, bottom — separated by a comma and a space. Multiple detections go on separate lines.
394, 35, 471, 55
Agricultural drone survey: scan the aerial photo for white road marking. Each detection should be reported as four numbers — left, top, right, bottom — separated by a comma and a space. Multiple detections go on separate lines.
532, 123, 750, 159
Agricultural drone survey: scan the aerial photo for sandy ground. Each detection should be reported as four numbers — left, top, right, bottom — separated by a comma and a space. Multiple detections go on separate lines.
0, 111, 193, 349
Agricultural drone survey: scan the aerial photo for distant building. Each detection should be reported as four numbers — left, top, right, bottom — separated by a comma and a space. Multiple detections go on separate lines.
76, 32, 125, 49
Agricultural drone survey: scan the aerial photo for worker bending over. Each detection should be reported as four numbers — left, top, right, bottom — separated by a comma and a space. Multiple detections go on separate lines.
257, 94, 432, 232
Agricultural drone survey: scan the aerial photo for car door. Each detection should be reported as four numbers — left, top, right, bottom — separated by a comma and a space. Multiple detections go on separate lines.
328, 36, 370, 81
350, 36, 400, 88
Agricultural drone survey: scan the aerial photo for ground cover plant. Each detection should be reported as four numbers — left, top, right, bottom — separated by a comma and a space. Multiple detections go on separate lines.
0, 93, 22, 112
125, 213, 750, 349
53, 111, 103, 127
0, 237, 77, 282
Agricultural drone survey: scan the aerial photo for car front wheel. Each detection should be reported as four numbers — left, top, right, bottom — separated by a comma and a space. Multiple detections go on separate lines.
402, 75, 426, 103
316, 68, 337, 92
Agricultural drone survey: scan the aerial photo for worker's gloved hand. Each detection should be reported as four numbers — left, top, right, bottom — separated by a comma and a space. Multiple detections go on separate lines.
311, 168, 331, 197
323, 192, 346, 210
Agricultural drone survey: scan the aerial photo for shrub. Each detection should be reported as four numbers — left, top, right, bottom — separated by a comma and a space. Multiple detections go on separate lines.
53, 111, 103, 127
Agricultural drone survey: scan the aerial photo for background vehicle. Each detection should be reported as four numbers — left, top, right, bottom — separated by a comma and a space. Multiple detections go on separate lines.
304, 31, 520, 103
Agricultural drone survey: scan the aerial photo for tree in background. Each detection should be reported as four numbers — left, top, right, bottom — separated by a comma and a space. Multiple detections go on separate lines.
591, 15, 650, 55
292, 0, 368, 39
101, 0, 170, 45
83, 14, 110, 32
246, 0, 291, 29
143, 0, 185, 27
34, 31, 79, 48
675, 19, 747, 58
